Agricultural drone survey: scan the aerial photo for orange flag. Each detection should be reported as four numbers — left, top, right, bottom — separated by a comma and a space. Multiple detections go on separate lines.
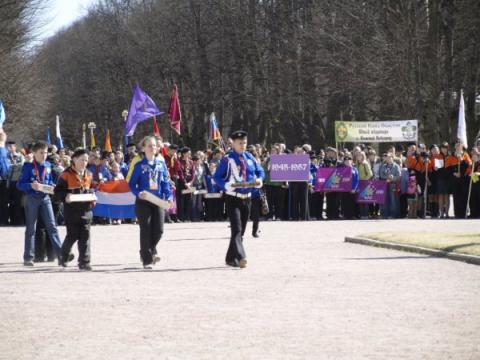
105, 129, 112, 152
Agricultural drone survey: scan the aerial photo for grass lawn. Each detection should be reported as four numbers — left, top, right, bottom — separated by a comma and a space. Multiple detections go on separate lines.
358, 232, 480, 257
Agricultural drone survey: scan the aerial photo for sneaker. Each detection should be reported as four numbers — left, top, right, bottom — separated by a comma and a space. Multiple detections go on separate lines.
23, 260, 34, 267
79, 264, 92, 271
143, 264, 153, 270
153, 256, 161, 265
239, 259, 248, 268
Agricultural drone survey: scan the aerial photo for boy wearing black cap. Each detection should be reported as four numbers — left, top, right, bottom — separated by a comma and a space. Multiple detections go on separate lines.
214, 131, 265, 268
55, 149, 95, 270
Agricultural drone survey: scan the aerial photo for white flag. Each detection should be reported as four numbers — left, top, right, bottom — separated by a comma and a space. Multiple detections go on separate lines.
55, 115, 64, 149
457, 90, 467, 148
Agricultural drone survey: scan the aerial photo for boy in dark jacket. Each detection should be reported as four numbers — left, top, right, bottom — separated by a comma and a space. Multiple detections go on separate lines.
55, 149, 96, 270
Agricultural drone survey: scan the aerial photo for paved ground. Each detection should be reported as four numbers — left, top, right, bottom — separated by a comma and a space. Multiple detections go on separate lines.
0, 219, 479, 360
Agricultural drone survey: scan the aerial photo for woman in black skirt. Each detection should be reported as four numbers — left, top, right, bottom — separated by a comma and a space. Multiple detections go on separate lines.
434, 142, 451, 218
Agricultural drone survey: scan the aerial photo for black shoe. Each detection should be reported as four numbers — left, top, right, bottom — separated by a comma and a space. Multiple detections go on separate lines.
58, 253, 74, 267
79, 264, 92, 271
225, 260, 239, 267
23, 260, 34, 267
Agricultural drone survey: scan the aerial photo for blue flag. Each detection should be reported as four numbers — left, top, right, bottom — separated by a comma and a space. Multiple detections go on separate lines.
46, 128, 51, 145
55, 115, 64, 149
0, 100, 5, 128
125, 85, 163, 136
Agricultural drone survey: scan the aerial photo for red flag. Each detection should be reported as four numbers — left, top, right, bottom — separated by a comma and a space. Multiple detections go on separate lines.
168, 84, 181, 135
105, 129, 112, 152
153, 116, 161, 137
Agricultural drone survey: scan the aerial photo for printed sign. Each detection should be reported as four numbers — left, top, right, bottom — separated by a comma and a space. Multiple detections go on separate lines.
335, 120, 418, 143
269, 154, 310, 182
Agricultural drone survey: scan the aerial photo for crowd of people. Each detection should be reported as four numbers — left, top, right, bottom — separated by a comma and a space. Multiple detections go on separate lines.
0, 130, 478, 231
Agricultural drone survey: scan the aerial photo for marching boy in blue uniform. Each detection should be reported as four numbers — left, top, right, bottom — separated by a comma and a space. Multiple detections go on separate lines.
17, 141, 63, 266
214, 131, 265, 268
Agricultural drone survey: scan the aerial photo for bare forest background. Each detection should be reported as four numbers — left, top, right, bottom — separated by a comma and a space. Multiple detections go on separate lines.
1, 0, 479, 150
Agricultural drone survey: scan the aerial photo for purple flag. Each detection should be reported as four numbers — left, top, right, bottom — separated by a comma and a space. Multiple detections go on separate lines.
125, 85, 163, 136
315, 167, 352, 192
356, 180, 387, 204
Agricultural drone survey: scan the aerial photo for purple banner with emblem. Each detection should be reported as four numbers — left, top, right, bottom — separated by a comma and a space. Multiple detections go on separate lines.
315, 167, 352, 192
269, 154, 310, 181
356, 180, 387, 204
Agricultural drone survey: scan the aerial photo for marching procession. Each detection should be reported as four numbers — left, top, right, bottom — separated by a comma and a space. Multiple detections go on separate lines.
0, 124, 477, 271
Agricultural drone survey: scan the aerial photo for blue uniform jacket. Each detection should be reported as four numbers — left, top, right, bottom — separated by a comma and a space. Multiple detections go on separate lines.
213, 151, 265, 194
17, 160, 55, 195
351, 166, 359, 191
205, 174, 221, 193
87, 164, 112, 182
310, 163, 318, 186
128, 157, 173, 200
0, 147, 9, 179
119, 162, 129, 178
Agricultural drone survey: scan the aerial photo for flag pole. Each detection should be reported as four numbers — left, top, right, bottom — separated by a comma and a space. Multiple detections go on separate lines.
465, 159, 476, 219
424, 157, 429, 218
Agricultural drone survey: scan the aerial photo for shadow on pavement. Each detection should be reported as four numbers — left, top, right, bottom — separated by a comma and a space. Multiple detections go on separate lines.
0, 265, 235, 274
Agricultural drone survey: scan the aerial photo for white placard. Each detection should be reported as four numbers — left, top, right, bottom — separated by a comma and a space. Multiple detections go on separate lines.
335, 120, 418, 143
69, 193, 97, 202
204, 193, 223, 199
37, 184, 55, 195
142, 191, 171, 209
434, 158, 444, 169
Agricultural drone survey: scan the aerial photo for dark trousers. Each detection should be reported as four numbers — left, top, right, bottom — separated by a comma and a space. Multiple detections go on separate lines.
326, 192, 340, 219
309, 191, 324, 220
452, 177, 468, 218
34, 216, 55, 261
399, 194, 409, 218
0, 180, 8, 225
205, 198, 224, 221
135, 198, 165, 265
225, 196, 250, 263
341, 192, 357, 219
62, 223, 91, 265
250, 197, 261, 235
178, 192, 193, 221
265, 185, 284, 220
290, 182, 309, 220
8, 181, 24, 225
469, 182, 480, 218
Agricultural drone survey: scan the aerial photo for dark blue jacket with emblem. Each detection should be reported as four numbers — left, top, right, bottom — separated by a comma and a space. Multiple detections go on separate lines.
213, 151, 265, 194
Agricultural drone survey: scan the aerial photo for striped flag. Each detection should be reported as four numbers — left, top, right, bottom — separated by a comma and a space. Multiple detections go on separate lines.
92, 180, 136, 219
209, 112, 225, 149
